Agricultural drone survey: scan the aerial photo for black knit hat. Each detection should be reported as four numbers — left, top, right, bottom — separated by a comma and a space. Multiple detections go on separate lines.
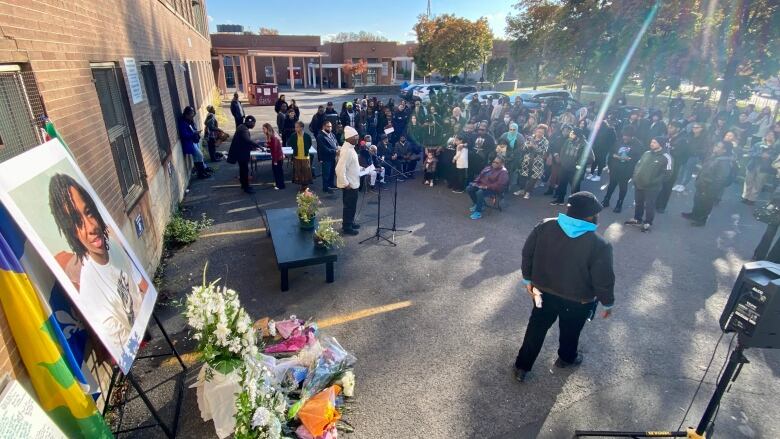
567, 191, 603, 219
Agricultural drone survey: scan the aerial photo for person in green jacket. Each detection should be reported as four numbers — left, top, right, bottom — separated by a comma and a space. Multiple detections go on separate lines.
682, 141, 735, 226
624, 136, 672, 232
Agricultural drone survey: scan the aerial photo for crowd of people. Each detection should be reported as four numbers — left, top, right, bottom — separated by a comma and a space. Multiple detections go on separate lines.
184, 90, 779, 236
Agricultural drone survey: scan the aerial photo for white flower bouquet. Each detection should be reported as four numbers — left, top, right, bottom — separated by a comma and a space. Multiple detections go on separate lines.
234, 359, 291, 439
184, 280, 259, 377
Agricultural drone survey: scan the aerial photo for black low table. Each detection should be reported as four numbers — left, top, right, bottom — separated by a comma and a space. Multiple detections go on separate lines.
265, 207, 338, 291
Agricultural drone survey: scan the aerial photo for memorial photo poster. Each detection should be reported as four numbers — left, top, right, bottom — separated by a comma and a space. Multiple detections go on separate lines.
0, 139, 157, 374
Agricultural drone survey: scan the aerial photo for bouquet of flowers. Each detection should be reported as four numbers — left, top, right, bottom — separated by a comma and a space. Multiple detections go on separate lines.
313, 219, 344, 249
184, 279, 259, 377
234, 359, 291, 439
296, 189, 320, 224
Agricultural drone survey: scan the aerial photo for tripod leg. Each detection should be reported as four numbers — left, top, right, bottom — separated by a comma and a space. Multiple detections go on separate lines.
127, 372, 175, 438
154, 313, 186, 371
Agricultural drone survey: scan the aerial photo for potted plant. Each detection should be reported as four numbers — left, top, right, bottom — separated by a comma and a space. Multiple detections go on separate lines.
313, 218, 345, 249
296, 188, 320, 229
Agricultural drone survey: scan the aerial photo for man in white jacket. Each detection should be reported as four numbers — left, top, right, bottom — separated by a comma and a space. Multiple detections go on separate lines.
336, 125, 361, 235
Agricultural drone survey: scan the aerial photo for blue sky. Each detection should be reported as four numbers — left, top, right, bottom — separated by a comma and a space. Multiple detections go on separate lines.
205, 0, 516, 41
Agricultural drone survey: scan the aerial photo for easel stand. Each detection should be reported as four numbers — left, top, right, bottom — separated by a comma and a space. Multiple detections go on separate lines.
359, 156, 412, 247
102, 313, 187, 438
574, 343, 749, 439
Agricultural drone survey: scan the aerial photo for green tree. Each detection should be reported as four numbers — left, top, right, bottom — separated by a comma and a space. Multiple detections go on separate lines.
412, 14, 493, 81
486, 57, 508, 84
506, 0, 563, 89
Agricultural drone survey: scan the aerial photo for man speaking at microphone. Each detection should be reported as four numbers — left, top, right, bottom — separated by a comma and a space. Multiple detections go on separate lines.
336, 126, 361, 236
513, 191, 615, 382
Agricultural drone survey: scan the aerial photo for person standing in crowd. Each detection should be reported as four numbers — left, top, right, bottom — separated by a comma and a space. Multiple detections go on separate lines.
281, 107, 297, 147
204, 105, 224, 162
552, 128, 594, 206
717, 98, 740, 127
602, 127, 642, 213
276, 102, 288, 134
287, 121, 313, 191
625, 136, 672, 232
274, 94, 287, 113
341, 101, 357, 129
656, 121, 690, 213
516, 125, 549, 199
316, 120, 339, 194
668, 93, 685, 121
227, 115, 262, 193
392, 102, 410, 143
734, 112, 754, 149
309, 105, 326, 138
543, 123, 570, 196
393, 134, 422, 180
468, 94, 481, 120
648, 110, 667, 139
289, 98, 300, 121
423, 150, 438, 187
586, 119, 616, 182
262, 123, 285, 190
682, 141, 735, 226
178, 106, 210, 179
674, 122, 708, 192
471, 122, 496, 179
452, 135, 469, 193
336, 126, 361, 236
230, 92, 244, 128
692, 95, 712, 123
742, 131, 778, 205
465, 156, 509, 220
626, 109, 650, 148
753, 106, 774, 145
513, 191, 614, 382
752, 191, 780, 262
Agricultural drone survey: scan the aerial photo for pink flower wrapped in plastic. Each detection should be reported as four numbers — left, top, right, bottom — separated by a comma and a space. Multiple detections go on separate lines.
264, 328, 316, 354
275, 318, 305, 339
295, 424, 338, 439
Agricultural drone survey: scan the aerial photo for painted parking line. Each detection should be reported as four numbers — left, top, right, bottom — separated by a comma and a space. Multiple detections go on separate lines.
160, 300, 412, 367
199, 219, 340, 238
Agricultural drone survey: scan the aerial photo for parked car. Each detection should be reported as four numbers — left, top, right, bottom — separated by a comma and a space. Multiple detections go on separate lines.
461, 91, 510, 107
513, 89, 582, 116
399, 84, 423, 101
451, 85, 478, 100
412, 83, 448, 102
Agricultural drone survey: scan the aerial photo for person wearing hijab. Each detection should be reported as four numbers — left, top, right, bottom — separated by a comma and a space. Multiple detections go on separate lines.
498, 122, 524, 187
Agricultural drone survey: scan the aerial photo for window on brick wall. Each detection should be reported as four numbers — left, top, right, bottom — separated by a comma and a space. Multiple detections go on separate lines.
0, 65, 45, 164
182, 62, 195, 110
91, 64, 145, 207
140, 62, 171, 162
163, 62, 182, 121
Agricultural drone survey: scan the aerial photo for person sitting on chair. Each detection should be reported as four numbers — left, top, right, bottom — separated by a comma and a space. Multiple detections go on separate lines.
466, 156, 509, 220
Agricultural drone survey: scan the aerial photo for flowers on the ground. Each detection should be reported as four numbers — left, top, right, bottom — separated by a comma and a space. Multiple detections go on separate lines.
184, 280, 259, 376
234, 359, 290, 439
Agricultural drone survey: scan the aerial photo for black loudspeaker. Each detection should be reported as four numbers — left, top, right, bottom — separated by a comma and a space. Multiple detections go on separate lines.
720, 261, 780, 349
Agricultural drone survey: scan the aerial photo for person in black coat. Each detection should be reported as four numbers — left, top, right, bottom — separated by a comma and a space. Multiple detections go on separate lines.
682, 141, 734, 226
309, 105, 326, 137
656, 121, 690, 212
274, 94, 287, 113
602, 127, 643, 212
587, 120, 616, 181
230, 92, 244, 128
514, 192, 614, 382
281, 107, 297, 147
227, 115, 262, 193
316, 120, 339, 193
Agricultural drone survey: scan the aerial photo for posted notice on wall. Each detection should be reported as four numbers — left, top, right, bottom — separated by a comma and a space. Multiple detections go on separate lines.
0, 375, 67, 438
123, 57, 143, 104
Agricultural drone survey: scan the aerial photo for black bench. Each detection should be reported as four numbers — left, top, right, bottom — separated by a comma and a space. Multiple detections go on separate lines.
265, 207, 338, 291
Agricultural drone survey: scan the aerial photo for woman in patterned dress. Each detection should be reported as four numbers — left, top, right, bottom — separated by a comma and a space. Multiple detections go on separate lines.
515, 124, 550, 199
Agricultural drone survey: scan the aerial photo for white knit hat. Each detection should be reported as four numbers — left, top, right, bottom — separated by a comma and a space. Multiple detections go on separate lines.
344, 126, 359, 139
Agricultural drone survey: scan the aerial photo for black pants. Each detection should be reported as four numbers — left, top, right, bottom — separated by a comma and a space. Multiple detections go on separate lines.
515, 292, 592, 371
403, 160, 418, 178
634, 186, 660, 224
234, 116, 244, 128
590, 148, 609, 176
342, 187, 358, 229
321, 160, 335, 190
272, 161, 285, 189
238, 159, 250, 189
554, 167, 582, 203
451, 168, 467, 191
690, 187, 718, 223
604, 165, 633, 205
656, 160, 684, 210
207, 139, 218, 162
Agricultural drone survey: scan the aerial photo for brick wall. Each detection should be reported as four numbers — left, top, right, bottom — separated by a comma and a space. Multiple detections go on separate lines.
0, 0, 215, 396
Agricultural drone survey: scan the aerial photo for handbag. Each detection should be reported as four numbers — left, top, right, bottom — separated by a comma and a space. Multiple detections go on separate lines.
753, 201, 780, 225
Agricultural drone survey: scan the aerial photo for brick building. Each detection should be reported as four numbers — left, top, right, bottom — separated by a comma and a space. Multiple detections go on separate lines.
210, 32, 418, 94
0, 0, 215, 388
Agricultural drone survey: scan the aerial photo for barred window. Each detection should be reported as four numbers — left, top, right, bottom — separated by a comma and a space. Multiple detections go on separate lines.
91, 63, 145, 207
0, 66, 45, 163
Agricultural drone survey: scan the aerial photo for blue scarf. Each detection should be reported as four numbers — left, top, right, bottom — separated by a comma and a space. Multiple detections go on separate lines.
506, 123, 519, 148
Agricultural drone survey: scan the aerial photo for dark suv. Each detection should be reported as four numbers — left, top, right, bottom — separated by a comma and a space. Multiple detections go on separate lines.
516, 89, 582, 116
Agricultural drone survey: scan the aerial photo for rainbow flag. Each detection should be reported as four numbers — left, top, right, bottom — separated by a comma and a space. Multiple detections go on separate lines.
0, 204, 112, 438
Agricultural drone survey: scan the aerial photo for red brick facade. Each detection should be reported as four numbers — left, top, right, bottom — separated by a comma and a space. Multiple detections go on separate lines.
0, 0, 215, 384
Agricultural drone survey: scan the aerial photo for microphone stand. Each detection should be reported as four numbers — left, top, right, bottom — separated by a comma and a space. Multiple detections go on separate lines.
359, 151, 412, 246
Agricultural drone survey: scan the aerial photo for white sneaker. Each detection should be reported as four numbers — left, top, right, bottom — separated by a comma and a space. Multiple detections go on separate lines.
673, 184, 685, 192
584, 174, 593, 180
591, 175, 601, 182
429, 181, 434, 187
523, 193, 531, 199
514, 190, 525, 196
